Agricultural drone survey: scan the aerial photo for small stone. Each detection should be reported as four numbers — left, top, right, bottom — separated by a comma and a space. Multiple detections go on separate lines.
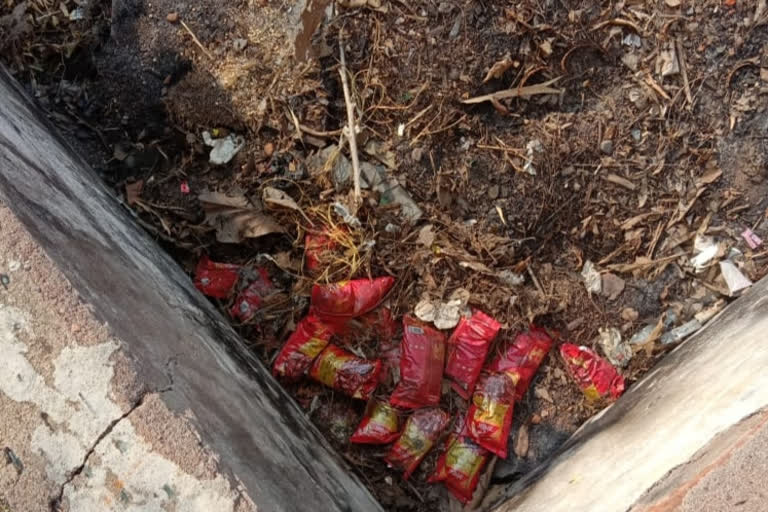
438, 1, 452, 13
599, 139, 614, 155
631, 129, 642, 142
411, 147, 424, 162
166, 12, 179, 23
488, 184, 500, 199
233, 38, 248, 52
71, 324, 81, 334
264, 142, 275, 157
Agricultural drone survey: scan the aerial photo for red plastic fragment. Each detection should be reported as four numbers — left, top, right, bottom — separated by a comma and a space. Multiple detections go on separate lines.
429, 432, 489, 504
272, 315, 334, 380
229, 268, 273, 322
464, 372, 516, 458
194, 256, 240, 299
305, 231, 337, 271
488, 327, 553, 401
350, 401, 401, 444
311, 277, 395, 320
309, 344, 381, 400
180, 180, 190, 194
390, 316, 447, 409
560, 344, 625, 401
445, 310, 501, 399
385, 408, 450, 479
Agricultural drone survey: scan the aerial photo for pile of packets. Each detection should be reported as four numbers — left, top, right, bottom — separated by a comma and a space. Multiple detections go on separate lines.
194, 258, 626, 504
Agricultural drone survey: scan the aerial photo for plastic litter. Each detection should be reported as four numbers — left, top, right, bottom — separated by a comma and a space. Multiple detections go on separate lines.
464, 371, 516, 459
488, 327, 553, 401
445, 310, 501, 399
690, 235, 722, 271
560, 344, 625, 401
193, 255, 240, 298
385, 408, 450, 479
309, 344, 381, 400
413, 288, 471, 330
311, 277, 395, 321
229, 268, 273, 322
202, 131, 245, 165
597, 327, 632, 367
429, 421, 489, 504
304, 231, 337, 271
581, 260, 602, 295
660, 319, 702, 345
272, 315, 334, 380
350, 401, 400, 444
741, 228, 763, 249
719, 260, 753, 296
390, 316, 446, 409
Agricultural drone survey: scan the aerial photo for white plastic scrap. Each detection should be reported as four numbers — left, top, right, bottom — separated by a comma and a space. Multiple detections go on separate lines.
332, 202, 362, 228
581, 260, 602, 295
202, 131, 245, 165
719, 260, 752, 296
597, 327, 632, 367
690, 235, 720, 271
414, 288, 470, 330
523, 139, 543, 176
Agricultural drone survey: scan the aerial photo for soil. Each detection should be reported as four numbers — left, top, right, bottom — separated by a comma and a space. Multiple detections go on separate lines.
3, 0, 768, 510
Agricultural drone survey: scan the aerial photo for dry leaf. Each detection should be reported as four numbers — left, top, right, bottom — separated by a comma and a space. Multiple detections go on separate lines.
514, 422, 530, 458
459, 260, 494, 274
199, 189, 284, 243
483, 53, 515, 83
695, 167, 722, 188
364, 140, 397, 169
125, 180, 144, 205
263, 186, 300, 211
417, 224, 436, 247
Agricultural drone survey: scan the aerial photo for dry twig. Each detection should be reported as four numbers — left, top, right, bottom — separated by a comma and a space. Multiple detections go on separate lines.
180, 20, 214, 60
675, 38, 693, 106
461, 77, 562, 105
338, 31, 362, 203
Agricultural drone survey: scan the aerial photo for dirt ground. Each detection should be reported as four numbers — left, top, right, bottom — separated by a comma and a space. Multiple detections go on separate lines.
3, 0, 768, 509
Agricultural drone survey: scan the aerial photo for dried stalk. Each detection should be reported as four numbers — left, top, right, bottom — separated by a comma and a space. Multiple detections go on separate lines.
338, 33, 362, 203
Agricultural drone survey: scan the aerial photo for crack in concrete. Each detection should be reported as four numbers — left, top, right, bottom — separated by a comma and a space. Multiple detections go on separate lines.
48, 382, 172, 512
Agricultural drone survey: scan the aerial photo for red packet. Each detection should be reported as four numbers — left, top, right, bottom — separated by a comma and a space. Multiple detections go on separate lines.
305, 231, 337, 271
429, 433, 489, 504
445, 311, 501, 399
488, 327, 553, 401
390, 316, 446, 409
350, 401, 401, 444
385, 408, 450, 479
194, 256, 240, 298
229, 268, 273, 322
311, 277, 395, 319
272, 315, 334, 380
309, 345, 381, 400
465, 372, 516, 458
560, 344, 625, 401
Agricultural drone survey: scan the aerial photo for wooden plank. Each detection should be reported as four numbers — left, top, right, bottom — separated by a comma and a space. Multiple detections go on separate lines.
487, 276, 768, 511
0, 65, 382, 512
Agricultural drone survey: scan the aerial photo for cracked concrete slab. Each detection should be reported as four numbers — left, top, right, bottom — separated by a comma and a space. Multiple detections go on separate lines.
0, 203, 256, 512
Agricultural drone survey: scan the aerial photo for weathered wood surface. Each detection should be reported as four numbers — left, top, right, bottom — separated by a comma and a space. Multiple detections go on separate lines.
486, 275, 768, 511
0, 65, 382, 512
